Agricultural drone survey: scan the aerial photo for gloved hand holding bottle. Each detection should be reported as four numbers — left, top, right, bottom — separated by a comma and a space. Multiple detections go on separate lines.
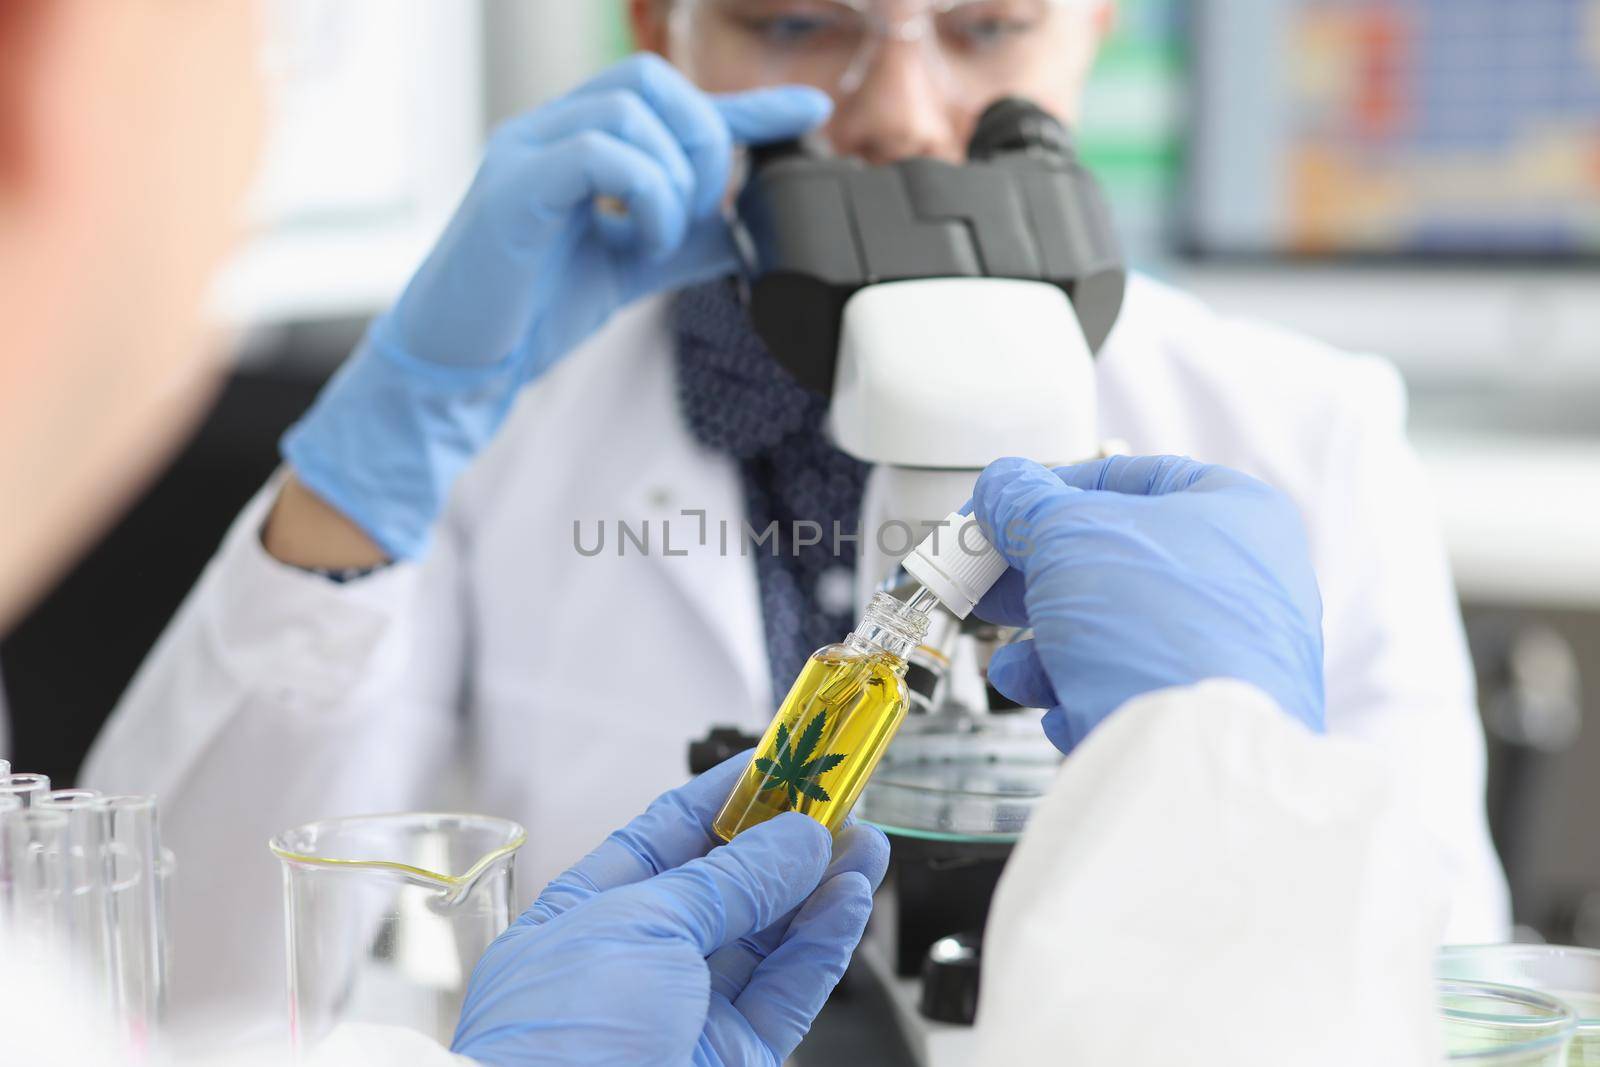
451, 755, 889, 1067
971, 455, 1326, 754
278, 55, 833, 559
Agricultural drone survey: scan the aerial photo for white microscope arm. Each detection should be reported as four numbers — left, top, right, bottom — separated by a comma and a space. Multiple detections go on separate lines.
828, 277, 1100, 602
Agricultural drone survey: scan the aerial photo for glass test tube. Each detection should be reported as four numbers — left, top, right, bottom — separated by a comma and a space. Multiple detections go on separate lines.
1, 805, 71, 961
0, 782, 168, 1049
36, 790, 115, 1003
105, 795, 168, 1044
0, 794, 21, 928
0, 773, 52, 808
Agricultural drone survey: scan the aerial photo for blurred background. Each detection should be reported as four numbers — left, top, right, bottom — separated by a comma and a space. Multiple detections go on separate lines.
2, 0, 1596, 944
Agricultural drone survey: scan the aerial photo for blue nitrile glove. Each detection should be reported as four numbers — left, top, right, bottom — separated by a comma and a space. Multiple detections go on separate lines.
281, 55, 833, 558
971, 455, 1325, 755
451, 755, 890, 1067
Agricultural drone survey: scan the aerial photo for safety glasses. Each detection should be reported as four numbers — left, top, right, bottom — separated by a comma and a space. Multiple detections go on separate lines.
669, 0, 1078, 106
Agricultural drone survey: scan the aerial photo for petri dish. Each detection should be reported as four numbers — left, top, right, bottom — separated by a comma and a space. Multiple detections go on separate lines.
1440, 979, 1576, 1065
1440, 945, 1600, 1065
855, 721, 1062, 842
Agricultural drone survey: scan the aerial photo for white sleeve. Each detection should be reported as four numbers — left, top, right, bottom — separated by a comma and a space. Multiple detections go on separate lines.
976, 680, 1446, 1067
1313, 358, 1510, 943
81, 470, 470, 1034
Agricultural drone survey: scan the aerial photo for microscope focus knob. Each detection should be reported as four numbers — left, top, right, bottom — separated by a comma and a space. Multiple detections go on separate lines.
919, 931, 983, 1025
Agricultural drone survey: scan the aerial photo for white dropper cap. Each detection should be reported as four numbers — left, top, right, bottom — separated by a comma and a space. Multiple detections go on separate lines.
902, 511, 1010, 620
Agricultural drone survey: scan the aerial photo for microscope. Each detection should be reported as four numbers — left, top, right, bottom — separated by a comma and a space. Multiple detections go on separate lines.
730, 98, 1128, 1064
739, 97, 1122, 607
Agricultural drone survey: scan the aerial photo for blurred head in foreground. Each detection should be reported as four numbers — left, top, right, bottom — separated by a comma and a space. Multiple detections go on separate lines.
0, 0, 264, 630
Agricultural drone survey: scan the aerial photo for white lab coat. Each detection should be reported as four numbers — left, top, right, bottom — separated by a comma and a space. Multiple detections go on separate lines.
83, 272, 1509, 1031
976, 680, 1447, 1066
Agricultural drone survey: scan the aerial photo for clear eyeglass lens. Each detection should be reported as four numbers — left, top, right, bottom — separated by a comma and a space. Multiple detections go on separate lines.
935, 0, 1057, 62
690, 0, 1059, 97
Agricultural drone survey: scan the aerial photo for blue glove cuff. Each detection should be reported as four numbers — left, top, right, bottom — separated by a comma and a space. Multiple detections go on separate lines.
280, 321, 522, 560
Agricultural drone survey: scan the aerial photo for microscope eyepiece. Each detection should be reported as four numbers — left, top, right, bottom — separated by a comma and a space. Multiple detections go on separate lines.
966, 97, 1075, 161
734, 92, 1124, 389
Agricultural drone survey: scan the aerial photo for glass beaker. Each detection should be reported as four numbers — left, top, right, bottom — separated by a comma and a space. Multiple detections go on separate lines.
269, 813, 525, 1051
1441, 945, 1600, 1065
1440, 979, 1576, 1064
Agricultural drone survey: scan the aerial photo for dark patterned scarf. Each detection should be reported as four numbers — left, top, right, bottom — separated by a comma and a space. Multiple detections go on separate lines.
671, 279, 869, 706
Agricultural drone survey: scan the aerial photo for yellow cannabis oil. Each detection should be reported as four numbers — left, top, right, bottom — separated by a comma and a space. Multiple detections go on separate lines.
714, 644, 912, 841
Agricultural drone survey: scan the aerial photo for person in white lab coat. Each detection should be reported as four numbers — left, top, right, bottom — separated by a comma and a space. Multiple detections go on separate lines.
85, 0, 1510, 1033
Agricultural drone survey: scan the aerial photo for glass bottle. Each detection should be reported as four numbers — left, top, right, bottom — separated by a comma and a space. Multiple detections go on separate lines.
715, 511, 1009, 840
713, 590, 938, 840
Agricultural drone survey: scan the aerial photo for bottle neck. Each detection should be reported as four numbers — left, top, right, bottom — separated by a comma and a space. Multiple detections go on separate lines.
849, 591, 932, 663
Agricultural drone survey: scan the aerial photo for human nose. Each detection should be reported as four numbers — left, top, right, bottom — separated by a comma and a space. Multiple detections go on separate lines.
824, 36, 966, 164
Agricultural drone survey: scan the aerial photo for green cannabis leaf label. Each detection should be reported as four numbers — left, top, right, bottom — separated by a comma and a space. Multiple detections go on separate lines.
754, 709, 848, 807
